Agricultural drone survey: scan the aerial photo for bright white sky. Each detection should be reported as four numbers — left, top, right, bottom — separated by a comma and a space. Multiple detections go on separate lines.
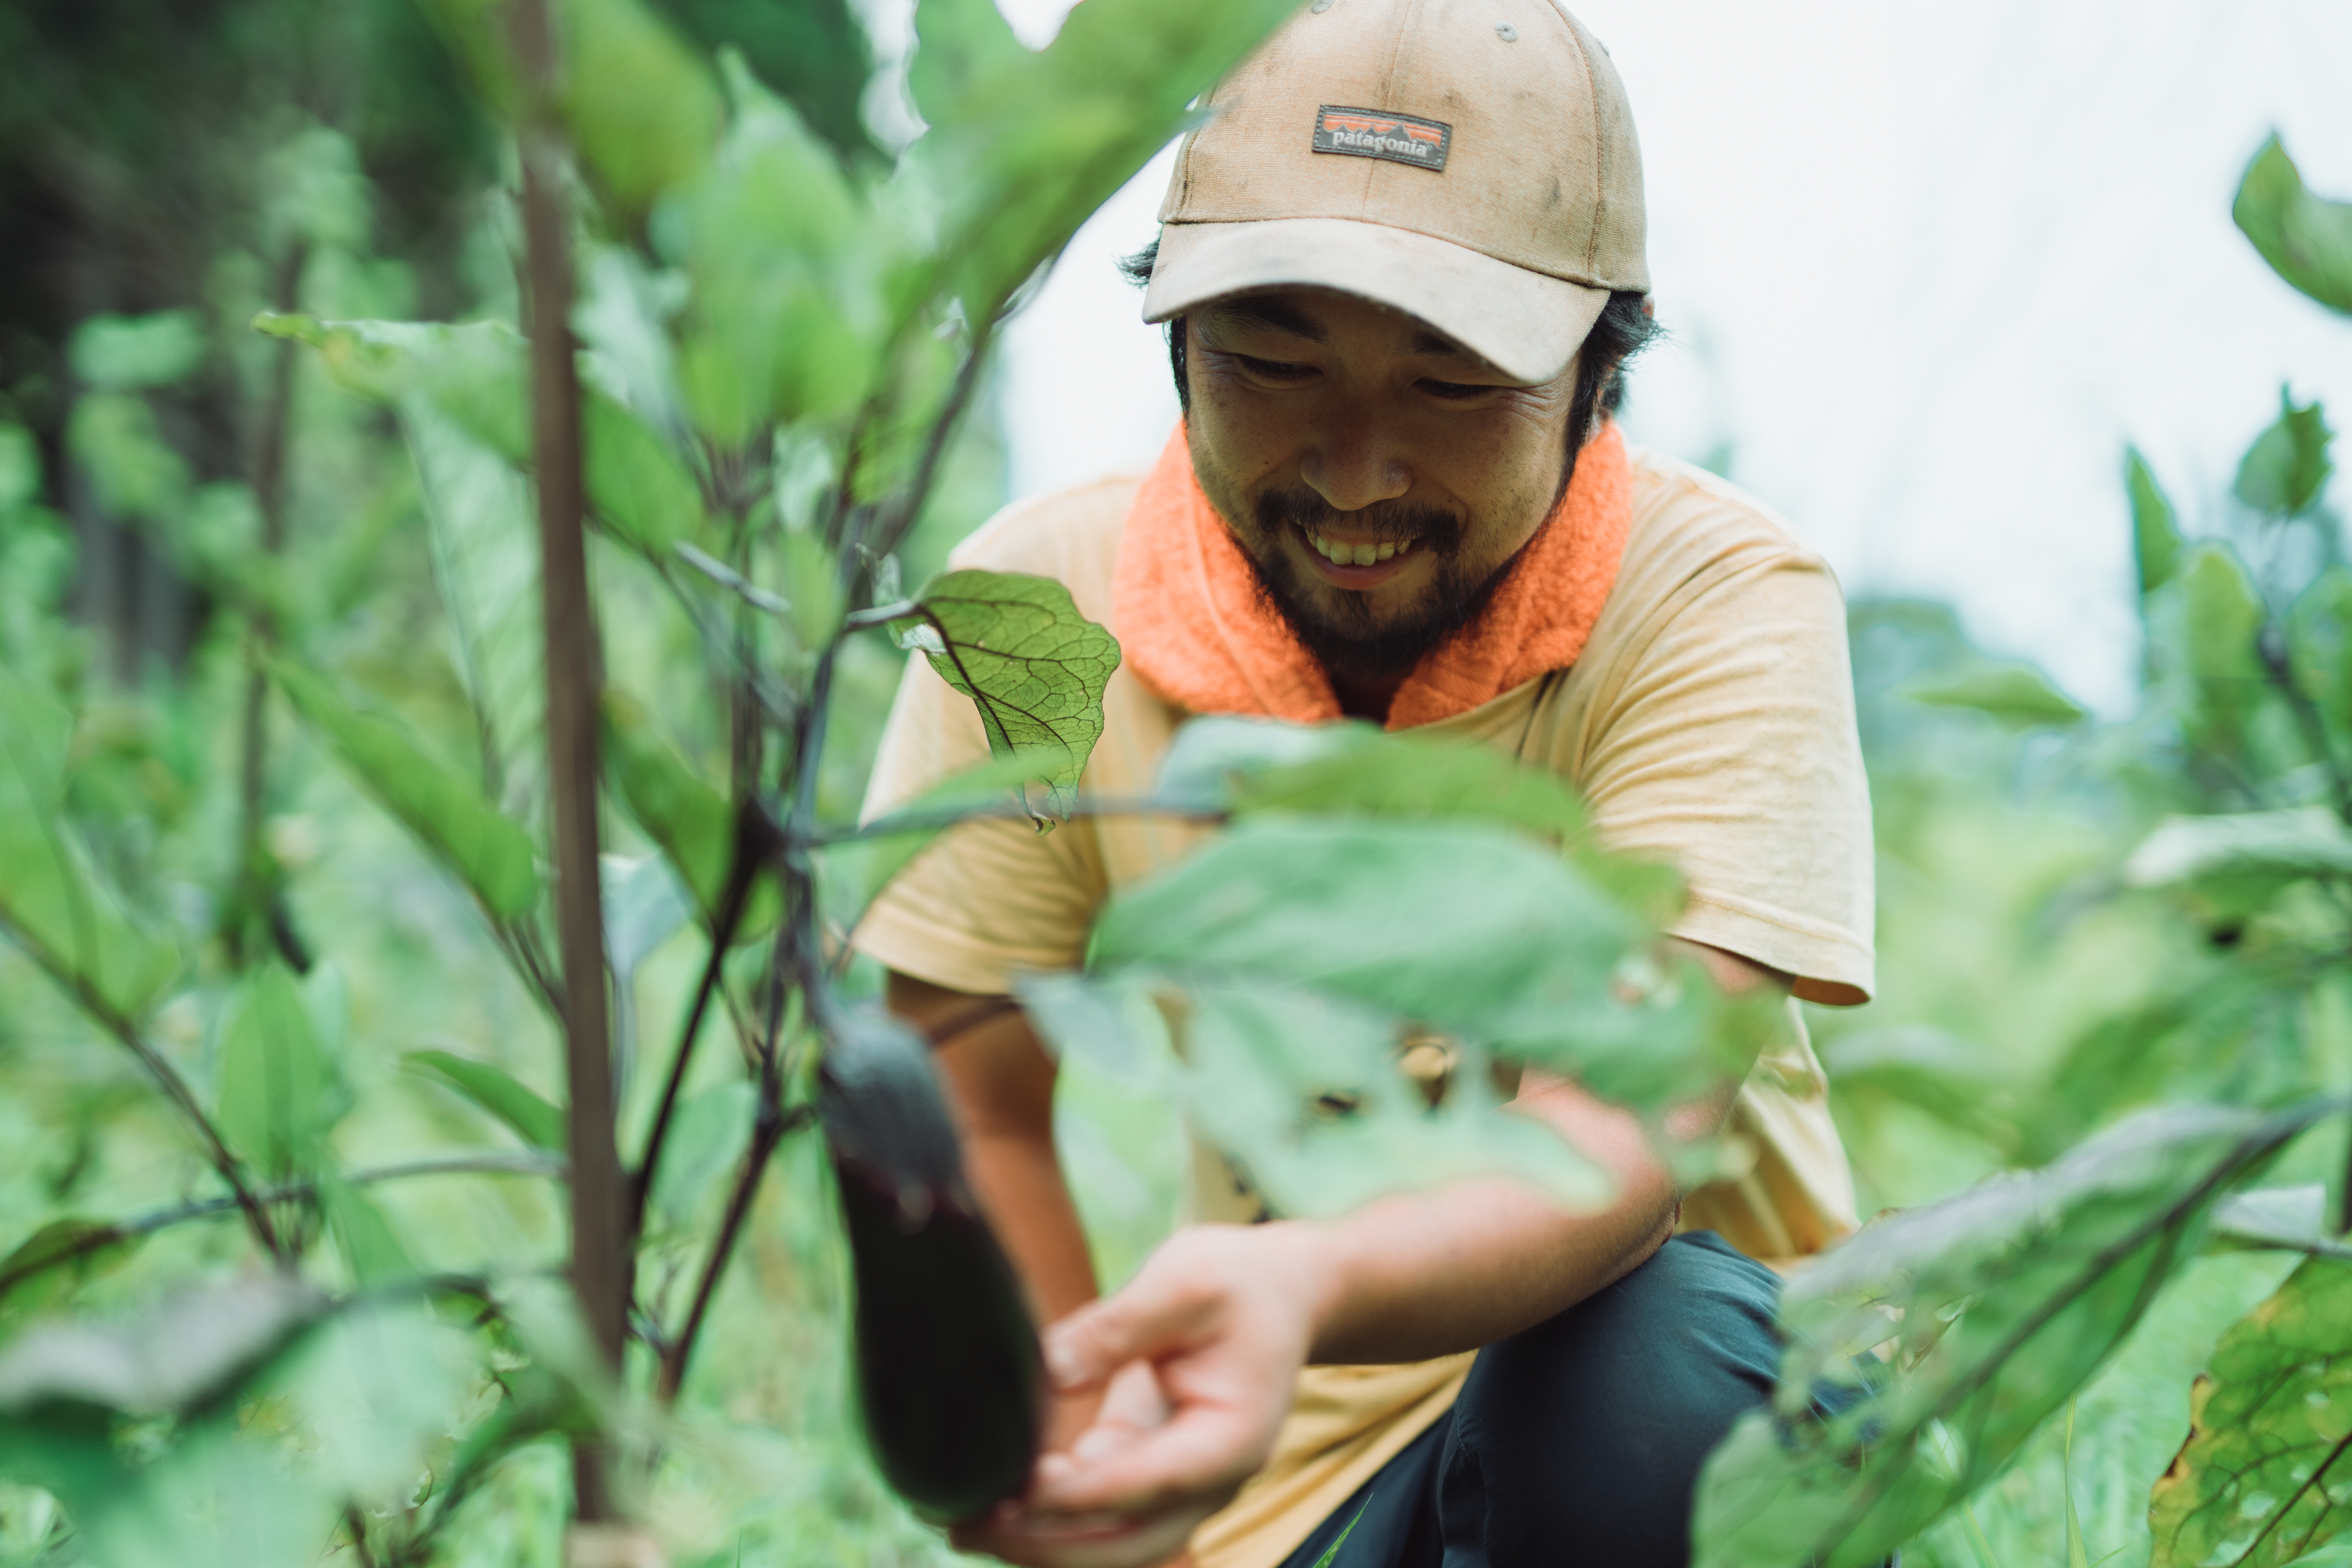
954, 0, 2352, 711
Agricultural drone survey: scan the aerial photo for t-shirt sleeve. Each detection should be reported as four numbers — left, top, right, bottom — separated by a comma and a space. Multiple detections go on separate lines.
849, 652, 1109, 996
1579, 548, 1876, 1005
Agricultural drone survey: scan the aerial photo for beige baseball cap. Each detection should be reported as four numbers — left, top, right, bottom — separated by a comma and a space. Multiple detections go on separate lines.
1144, 0, 1647, 385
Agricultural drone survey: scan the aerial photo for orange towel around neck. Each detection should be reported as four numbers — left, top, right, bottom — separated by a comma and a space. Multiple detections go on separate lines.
1110, 422, 1635, 730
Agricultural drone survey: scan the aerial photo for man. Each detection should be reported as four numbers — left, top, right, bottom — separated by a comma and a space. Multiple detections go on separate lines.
855, 2, 1874, 1564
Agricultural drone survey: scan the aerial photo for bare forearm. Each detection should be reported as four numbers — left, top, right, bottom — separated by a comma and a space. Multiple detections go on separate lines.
965, 1126, 1100, 1324
1295, 1079, 1684, 1364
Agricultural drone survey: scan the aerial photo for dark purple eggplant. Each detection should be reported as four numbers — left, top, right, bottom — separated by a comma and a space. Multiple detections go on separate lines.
820, 1009, 1043, 1522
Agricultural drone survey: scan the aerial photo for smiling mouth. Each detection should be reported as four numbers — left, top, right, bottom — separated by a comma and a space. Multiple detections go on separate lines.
1303, 530, 1418, 568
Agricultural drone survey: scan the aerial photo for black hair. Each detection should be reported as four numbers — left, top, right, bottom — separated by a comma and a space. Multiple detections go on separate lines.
1118, 236, 1659, 460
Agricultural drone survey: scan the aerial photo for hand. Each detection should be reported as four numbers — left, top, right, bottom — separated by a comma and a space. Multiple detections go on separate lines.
950, 1224, 1330, 1568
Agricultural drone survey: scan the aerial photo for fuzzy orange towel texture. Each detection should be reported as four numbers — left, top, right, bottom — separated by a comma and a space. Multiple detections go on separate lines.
1110, 421, 1634, 729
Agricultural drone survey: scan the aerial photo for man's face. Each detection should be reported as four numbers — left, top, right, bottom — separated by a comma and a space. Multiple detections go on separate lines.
1184, 288, 1579, 680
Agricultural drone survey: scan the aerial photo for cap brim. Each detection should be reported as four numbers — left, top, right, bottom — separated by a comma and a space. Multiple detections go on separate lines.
1142, 217, 1610, 385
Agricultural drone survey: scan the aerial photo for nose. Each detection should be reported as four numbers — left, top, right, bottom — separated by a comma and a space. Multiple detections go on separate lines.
1298, 416, 1411, 514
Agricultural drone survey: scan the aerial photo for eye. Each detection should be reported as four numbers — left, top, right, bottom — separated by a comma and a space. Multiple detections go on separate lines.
1418, 378, 1498, 402
1238, 354, 1316, 383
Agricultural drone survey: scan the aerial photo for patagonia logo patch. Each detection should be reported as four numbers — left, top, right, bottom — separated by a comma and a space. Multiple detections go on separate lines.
1312, 105, 1451, 171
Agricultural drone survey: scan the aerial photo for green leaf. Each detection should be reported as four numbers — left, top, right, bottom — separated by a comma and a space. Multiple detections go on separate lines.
2289, 566, 2352, 743
69, 310, 208, 392
1901, 661, 2089, 728
0, 670, 180, 1018
602, 851, 694, 979
0, 1220, 139, 1322
2127, 446, 2185, 597
67, 391, 190, 522
894, 569, 1121, 820
1174, 979, 1614, 1219
264, 1303, 472, 1503
2204, 1185, 2352, 1260
271, 659, 541, 920
671, 52, 879, 442
2233, 134, 2352, 316
1090, 818, 1760, 1108
405, 1049, 565, 1152
2125, 808, 2352, 889
0, 421, 41, 512
584, 393, 703, 554
906, 0, 1300, 318
826, 748, 1086, 931
0, 1275, 325, 1417
2148, 1255, 2352, 1568
1692, 1103, 2330, 1568
559, 0, 722, 222
217, 961, 348, 1182
2233, 387, 2335, 519
254, 313, 528, 459
600, 688, 732, 914
2155, 542, 2276, 769
317, 1175, 419, 1289
648, 1080, 756, 1231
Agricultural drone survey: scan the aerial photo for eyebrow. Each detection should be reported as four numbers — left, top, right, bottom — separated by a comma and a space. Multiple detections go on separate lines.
1205, 296, 1486, 363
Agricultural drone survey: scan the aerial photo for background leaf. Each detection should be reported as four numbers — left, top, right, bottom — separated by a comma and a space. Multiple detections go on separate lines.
1902, 662, 2090, 728
405, 1048, 565, 1151
216, 961, 347, 1182
2234, 134, 2352, 316
2127, 446, 2185, 597
272, 659, 540, 920
2233, 387, 2335, 519
1693, 1104, 2331, 1568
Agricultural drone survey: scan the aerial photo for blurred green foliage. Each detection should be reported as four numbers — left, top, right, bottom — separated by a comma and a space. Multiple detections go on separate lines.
2, 5, 2351, 1567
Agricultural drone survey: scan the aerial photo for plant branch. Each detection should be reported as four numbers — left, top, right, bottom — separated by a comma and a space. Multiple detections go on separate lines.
654, 1098, 811, 1404
627, 800, 780, 1241
0, 910, 286, 1262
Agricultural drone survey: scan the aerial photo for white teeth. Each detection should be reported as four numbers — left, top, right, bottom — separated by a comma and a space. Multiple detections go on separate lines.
1305, 530, 1415, 567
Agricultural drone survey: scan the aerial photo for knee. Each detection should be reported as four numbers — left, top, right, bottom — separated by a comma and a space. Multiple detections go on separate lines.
1440, 1233, 1786, 1565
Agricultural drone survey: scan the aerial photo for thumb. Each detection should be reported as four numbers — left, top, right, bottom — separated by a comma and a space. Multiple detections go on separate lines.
1044, 1272, 1214, 1393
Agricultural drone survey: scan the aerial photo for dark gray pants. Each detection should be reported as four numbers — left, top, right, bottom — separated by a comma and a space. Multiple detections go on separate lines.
1275, 1231, 1782, 1568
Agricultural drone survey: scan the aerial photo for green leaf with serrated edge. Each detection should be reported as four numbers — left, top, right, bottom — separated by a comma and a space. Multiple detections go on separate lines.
894, 570, 1120, 821
2127, 446, 2184, 598
2234, 134, 2352, 316
2234, 387, 2335, 519
404, 1049, 564, 1151
271, 658, 539, 920
2149, 1255, 2352, 1568
2125, 809, 2352, 889
583, 393, 702, 554
2289, 566, 2352, 743
905, 0, 1300, 319
559, 0, 721, 223
1901, 662, 2089, 727
1174, 979, 1614, 1220
1691, 1103, 2331, 1568
1089, 818, 1756, 1110
0, 1220, 138, 1320
217, 961, 348, 1182
0, 671, 180, 1018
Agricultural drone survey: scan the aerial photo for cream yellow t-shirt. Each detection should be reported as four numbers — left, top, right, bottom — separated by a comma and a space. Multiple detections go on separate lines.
853, 446, 1875, 1568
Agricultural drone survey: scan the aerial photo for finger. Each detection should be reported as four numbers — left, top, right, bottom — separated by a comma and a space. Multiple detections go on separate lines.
1094, 1359, 1173, 1432
1046, 1277, 1216, 1392
950, 1509, 1202, 1568
1027, 1404, 1258, 1517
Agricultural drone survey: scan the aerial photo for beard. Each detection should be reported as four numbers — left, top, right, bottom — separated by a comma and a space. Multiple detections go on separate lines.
1238, 486, 1520, 680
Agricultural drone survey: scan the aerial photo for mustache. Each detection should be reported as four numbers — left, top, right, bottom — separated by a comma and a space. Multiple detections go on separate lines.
1253, 488, 1467, 557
